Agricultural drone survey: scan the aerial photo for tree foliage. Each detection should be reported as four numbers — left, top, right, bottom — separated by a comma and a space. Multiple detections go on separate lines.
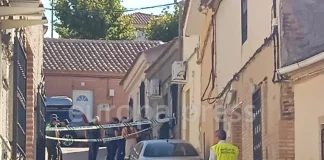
53, 0, 136, 40
144, 6, 179, 42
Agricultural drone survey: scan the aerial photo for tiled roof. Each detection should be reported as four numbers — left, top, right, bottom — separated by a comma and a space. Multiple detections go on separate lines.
43, 38, 163, 73
127, 12, 156, 24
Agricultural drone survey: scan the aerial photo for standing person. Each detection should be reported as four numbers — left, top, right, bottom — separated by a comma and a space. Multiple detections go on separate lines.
105, 117, 119, 160
85, 116, 103, 160
157, 114, 171, 139
46, 115, 60, 160
209, 129, 239, 160
139, 116, 152, 141
116, 117, 127, 160
122, 119, 138, 159
57, 119, 69, 160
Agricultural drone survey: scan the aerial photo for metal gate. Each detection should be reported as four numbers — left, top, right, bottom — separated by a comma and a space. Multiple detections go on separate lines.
12, 36, 27, 160
252, 88, 263, 160
36, 82, 46, 160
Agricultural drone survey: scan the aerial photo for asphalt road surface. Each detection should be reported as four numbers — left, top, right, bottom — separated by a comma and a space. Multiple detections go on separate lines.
46, 147, 107, 160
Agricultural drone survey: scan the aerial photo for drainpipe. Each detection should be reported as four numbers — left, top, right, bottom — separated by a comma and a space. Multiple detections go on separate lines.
277, 52, 324, 75
175, 0, 183, 139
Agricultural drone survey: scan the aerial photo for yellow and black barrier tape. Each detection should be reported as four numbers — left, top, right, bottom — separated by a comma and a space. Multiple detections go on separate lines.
46, 125, 157, 142
46, 117, 173, 131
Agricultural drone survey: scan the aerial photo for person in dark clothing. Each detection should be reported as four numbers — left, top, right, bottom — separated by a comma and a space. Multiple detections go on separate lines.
116, 117, 127, 160
105, 117, 119, 160
139, 116, 152, 141
157, 114, 170, 139
85, 116, 103, 160
57, 119, 70, 160
46, 116, 60, 160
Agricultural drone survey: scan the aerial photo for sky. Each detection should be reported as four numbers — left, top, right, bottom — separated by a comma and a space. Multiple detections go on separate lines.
42, 0, 176, 38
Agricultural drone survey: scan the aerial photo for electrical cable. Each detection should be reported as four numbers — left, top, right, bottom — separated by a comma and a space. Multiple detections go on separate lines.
45, 2, 176, 13
201, 13, 218, 104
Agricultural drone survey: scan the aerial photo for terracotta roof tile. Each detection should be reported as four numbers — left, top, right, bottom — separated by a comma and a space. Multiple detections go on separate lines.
127, 12, 157, 25
43, 38, 163, 73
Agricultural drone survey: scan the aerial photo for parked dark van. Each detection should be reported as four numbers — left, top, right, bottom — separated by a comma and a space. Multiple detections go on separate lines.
46, 96, 89, 147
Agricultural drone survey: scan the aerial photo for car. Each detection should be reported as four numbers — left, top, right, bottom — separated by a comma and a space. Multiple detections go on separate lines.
128, 139, 202, 160
46, 96, 89, 147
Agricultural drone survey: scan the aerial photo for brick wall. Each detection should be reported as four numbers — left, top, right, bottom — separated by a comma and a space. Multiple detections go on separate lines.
44, 74, 128, 123
25, 22, 44, 160
278, 82, 295, 159
227, 108, 242, 159
281, 83, 294, 120
240, 83, 254, 160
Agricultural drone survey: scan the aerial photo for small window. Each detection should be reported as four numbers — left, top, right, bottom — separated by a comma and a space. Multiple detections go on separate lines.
241, 0, 248, 44
76, 95, 88, 101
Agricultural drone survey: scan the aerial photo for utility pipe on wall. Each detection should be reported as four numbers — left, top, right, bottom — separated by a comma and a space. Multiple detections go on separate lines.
277, 52, 324, 75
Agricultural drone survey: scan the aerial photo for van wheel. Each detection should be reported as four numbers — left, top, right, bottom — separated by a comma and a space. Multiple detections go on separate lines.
61, 132, 76, 147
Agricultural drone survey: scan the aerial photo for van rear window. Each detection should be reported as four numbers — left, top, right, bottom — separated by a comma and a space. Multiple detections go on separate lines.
143, 142, 199, 157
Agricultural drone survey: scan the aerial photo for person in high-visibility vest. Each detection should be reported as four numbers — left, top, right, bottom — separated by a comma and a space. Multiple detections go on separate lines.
209, 129, 239, 160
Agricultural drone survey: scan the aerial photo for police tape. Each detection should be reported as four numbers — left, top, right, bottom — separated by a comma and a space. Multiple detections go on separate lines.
46, 117, 173, 131
46, 125, 156, 142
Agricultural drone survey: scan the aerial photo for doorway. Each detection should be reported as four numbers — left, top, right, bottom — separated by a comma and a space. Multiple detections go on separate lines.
72, 90, 93, 121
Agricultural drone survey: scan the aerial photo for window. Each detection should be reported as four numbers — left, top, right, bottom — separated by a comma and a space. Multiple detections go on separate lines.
241, 0, 248, 44
143, 142, 199, 157
252, 88, 262, 160
76, 95, 88, 101
140, 82, 145, 117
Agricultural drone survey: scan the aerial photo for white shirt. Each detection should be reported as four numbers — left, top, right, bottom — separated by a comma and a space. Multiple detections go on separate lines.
209, 140, 239, 160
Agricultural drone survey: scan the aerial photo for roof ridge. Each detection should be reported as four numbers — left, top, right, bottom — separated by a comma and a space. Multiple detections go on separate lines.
43, 38, 164, 73
127, 12, 157, 16
44, 38, 163, 43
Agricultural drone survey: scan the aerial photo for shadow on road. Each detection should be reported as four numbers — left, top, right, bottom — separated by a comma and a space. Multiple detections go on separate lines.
46, 147, 107, 160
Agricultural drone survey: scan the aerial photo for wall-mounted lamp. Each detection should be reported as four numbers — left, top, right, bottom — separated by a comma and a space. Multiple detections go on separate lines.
80, 82, 85, 86
109, 89, 115, 97
233, 73, 239, 81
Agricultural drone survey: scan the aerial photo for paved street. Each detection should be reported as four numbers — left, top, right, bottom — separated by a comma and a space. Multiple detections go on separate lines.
46, 147, 107, 160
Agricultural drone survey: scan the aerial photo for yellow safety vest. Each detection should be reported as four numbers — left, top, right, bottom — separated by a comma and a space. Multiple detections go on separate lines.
210, 142, 239, 160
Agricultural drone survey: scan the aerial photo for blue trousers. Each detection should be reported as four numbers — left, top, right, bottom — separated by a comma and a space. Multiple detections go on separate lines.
116, 139, 125, 160
106, 140, 117, 160
88, 142, 100, 160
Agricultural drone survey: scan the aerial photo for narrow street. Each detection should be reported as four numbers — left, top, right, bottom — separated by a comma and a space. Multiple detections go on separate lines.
46, 147, 107, 160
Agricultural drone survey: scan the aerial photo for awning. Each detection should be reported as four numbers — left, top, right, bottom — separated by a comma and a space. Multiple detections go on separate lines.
0, 7, 44, 17
0, 1, 47, 29
0, 19, 47, 30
